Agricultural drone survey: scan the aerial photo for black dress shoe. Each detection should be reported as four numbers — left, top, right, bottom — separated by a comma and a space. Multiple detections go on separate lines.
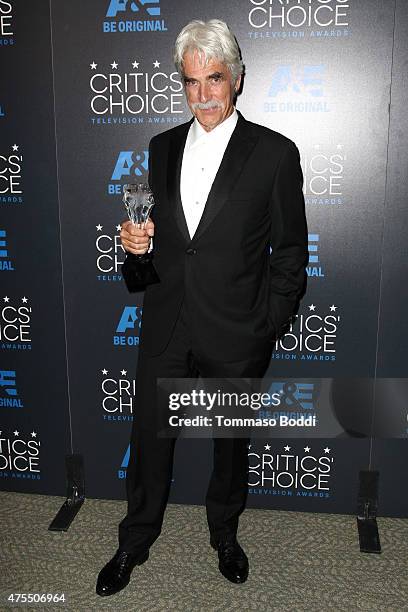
212, 538, 249, 584
96, 549, 149, 597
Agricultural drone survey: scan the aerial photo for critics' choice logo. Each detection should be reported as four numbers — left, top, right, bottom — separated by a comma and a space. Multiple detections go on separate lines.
0, 369, 23, 407
100, 368, 135, 422
114, 306, 143, 346
307, 233, 324, 278
1, 296, 31, 350
303, 144, 346, 205
248, 442, 334, 499
0, 144, 22, 204
0, 0, 14, 44
95, 224, 124, 281
108, 149, 148, 195
272, 304, 340, 362
103, 0, 167, 33
0, 430, 41, 479
0, 229, 14, 271
264, 64, 330, 113
248, 0, 350, 40
89, 60, 184, 126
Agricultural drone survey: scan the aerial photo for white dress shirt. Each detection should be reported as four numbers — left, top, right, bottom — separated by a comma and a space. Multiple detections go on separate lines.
180, 110, 238, 239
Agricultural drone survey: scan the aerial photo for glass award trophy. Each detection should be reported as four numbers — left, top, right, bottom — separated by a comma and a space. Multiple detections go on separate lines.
121, 183, 160, 292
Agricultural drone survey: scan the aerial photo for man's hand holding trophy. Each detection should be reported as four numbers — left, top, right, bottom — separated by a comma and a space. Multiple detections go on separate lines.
120, 183, 160, 292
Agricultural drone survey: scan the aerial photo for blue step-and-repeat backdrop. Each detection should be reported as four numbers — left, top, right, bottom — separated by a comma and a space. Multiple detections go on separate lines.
1, 0, 407, 517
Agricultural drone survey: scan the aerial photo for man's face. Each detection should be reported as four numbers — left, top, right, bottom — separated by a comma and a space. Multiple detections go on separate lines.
182, 51, 240, 132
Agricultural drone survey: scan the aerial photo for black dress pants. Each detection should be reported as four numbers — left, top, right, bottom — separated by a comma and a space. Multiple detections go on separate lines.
118, 300, 271, 554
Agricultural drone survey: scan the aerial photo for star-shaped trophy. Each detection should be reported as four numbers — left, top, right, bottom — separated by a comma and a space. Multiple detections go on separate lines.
121, 183, 160, 292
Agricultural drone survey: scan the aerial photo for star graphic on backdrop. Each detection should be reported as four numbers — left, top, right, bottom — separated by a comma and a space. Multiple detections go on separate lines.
132, 60, 139, 68
336, 144, 343, 149
96, 224, 103, 231
329, 305, 337, 312
309, 304, 316, 311
90, 62, 97, 70
111, 61, 118, 69
116, 224, 122, 231
153, 60, 160, 68
121, 369, 127, 376
264, 444, 271, 451
14, 430, 19, 436
12, 144, 19, 151
22, 296, 28, 303
102, 369, 108, 375
324, 447, 331, 454
284, 445, 291, 452
31, 432, 37, 438
3, 296, 9, 303
304, 446, 311, 452
313, 144, 320, 149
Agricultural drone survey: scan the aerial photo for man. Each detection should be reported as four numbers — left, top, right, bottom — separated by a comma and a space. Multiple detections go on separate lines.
96, 19, 308, 596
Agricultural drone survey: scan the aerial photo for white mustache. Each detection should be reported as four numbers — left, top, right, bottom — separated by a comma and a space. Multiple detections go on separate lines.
192, 100, 222, 110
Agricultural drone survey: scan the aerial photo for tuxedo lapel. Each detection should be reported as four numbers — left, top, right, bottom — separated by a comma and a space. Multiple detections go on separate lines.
166, 120, 192, 243
191, 114, 259, 243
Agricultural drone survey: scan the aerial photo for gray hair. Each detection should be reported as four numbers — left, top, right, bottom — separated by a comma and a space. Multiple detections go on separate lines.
174, 19, 243, 84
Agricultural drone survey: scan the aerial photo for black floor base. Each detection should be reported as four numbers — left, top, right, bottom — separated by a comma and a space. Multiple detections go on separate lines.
357, 470, 381, 554
48, 454, 85, 532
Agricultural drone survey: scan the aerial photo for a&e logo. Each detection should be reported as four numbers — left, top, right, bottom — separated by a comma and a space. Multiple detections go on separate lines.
271, 381, 314, 411
0, 229, 14, 271
307, 233, 324, 278
103, 0, 167, 33
108, 150, 148, 195
0, 369, 23, 407
264, 65, 330, 113
118, 444, 130, 478
259, 381, 317, 422
114, 306, 143, 346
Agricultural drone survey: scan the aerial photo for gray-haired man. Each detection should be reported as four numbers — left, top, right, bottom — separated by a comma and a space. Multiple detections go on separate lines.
96, 19, 308, 596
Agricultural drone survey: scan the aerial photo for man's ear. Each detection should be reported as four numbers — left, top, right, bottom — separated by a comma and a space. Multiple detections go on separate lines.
235, 74, 242, 94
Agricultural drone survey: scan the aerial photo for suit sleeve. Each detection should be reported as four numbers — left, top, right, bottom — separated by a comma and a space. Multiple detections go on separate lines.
148, 137, 155, 195
147, 137, 155, 253
267, 140, 308, 340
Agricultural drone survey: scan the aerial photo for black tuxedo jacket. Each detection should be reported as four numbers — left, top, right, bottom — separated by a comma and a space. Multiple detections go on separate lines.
139, 112, 308, 361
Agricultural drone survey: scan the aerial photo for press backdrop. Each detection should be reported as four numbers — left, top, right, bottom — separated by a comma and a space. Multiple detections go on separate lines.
1, 0, 407, 517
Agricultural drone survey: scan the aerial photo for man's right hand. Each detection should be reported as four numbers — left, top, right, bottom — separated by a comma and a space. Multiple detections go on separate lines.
120, 219, 154, 255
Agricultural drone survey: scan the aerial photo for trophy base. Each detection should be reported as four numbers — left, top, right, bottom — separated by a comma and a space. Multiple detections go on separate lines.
122, 252, 160, 293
